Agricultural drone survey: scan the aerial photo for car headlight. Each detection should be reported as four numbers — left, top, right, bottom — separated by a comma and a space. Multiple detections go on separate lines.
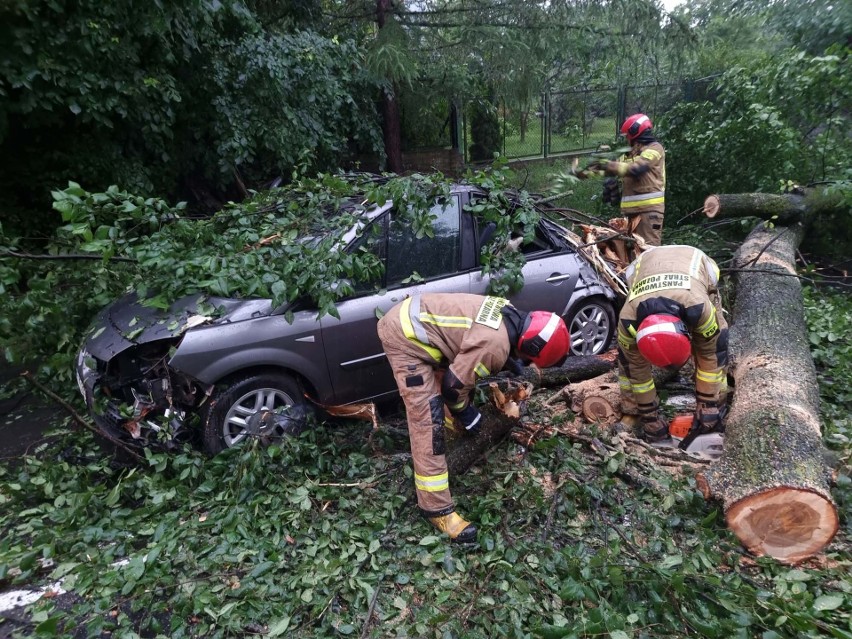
75, 348, 97, 399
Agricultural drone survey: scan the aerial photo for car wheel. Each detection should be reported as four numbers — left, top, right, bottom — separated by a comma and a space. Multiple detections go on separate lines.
564, 297, 616, 356
201, 372, 310, 454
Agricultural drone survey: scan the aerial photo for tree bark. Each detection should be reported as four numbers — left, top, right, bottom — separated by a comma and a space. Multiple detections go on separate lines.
446, 380, 531, 475
702, 189, 842, 225
493, 354, 615, 389
696, 221, 838, 564
376, 0, 403, 173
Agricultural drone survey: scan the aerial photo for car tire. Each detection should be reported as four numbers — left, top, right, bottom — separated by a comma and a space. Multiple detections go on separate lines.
201, 372, 311, 454
563, 297, 616, 356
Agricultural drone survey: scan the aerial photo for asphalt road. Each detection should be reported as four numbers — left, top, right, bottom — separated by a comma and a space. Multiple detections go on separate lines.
0, 368, 86, 638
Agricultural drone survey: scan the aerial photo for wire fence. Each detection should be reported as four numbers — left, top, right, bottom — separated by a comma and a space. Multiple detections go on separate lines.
460, 79, 714, 163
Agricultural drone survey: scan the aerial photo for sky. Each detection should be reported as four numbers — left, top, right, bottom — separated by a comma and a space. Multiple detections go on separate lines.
660, 0, 684, 11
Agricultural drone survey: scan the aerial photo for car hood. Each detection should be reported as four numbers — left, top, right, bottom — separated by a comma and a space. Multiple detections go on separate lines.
83, 292, 274, 360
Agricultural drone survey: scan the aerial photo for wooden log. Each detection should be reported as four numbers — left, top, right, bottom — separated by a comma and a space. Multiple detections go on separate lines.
446, 381, 532, 475
696, 221, 838, 564
566, 366, 680, 422
703, 190, 843, 224
538, 354, 616, 387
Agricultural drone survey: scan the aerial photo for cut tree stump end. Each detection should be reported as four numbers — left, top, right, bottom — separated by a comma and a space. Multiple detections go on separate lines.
581, 396, 618, 423
726, 487, 839, 565
703, 194, 721, 218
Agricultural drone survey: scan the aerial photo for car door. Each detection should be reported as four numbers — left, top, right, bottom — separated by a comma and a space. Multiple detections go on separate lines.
320, 195, 471, 405
470, 217, 581, 317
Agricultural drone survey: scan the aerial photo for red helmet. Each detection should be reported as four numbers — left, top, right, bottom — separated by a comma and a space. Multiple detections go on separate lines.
518, 312, 570, 368
620, 113, 653, 143
636, 314, 691, 368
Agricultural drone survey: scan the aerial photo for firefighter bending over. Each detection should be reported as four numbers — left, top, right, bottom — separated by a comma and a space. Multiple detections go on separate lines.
582, 113, 666, 246
377, 293, 570, 543
616, 245, 728, 448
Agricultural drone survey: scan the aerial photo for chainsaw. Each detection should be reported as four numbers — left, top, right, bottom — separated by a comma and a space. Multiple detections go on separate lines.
667, 413, 724, 460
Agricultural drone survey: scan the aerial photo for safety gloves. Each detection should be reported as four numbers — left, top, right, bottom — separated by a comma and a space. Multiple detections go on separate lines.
453, 403, 482, 436
426, 511, 478, 543
586, 159, 612, 174
504, 356, 525, 376
602, 178, 621, 206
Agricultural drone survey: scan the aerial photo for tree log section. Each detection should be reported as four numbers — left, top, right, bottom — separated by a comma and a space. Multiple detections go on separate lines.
703, 190, 842, 225
446, 381, 531, 476
501, 354, 615, 389
696, 221, 838, 564
566, 366, 680, 422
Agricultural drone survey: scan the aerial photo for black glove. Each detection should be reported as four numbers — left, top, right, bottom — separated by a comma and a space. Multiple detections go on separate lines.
602, 178, 621, 206
504, 357, 525, 376
454, 404, 482, 436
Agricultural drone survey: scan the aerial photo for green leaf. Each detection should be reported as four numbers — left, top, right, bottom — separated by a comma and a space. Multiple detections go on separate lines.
268, 617, 291, 636
813, 594, 844, 611
35, 616, 60, 636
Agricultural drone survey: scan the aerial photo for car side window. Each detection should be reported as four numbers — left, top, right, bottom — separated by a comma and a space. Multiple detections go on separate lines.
471, 196, 551, 258
386, 196, 461, 287
347, 216, 387, 295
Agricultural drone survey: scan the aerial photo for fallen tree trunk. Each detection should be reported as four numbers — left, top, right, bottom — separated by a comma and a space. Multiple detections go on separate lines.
486, 354, 616, 389
703, 189, 842, 224
696, 221, 838, 564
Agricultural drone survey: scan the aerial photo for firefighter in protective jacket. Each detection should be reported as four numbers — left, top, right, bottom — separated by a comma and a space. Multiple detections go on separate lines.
616, 245, 728, 444
377, 293, 570, 542
585, 113, 666, 246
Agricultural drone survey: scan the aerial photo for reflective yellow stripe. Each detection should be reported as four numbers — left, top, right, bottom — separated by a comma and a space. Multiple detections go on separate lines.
400, 298, 442, 362
632, 379, 656, 394
621, 196, 665, 209
474, 362, 490, 377
618, 376, 632, 391
696, 369, 726, 384
640, 149, 662, 161
415, 472, 449, 493
696, 307, 718, 338
449, 400, 465, 411
617, 327, 635, 350
689, 248, 703, 278
419, 313, 472, 329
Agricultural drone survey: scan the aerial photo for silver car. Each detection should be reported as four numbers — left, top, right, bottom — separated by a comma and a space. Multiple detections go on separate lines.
76, 184, 617, 454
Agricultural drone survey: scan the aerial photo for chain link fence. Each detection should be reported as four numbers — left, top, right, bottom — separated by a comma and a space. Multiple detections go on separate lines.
461, 79, 712, 163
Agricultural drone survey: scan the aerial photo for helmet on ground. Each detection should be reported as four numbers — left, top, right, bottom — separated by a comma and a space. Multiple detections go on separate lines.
636, 314, 691, 368
518, 312, 570, 368
620, 113, 653, 143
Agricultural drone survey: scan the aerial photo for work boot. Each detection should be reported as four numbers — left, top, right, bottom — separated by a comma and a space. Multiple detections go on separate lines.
641, 415, 671, 444
425, 511, 478, 543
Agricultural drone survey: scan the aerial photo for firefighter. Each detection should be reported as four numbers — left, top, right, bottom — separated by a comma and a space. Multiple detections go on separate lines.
616, 245, 728, 445
583, 113, 666, 246
377, 293, 570, 542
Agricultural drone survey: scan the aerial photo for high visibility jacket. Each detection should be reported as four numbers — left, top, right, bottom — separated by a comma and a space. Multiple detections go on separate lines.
608, 141, 666, 216
390, 293, 512, 410
616, 245, 727, 416
377, 293, 515, 515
